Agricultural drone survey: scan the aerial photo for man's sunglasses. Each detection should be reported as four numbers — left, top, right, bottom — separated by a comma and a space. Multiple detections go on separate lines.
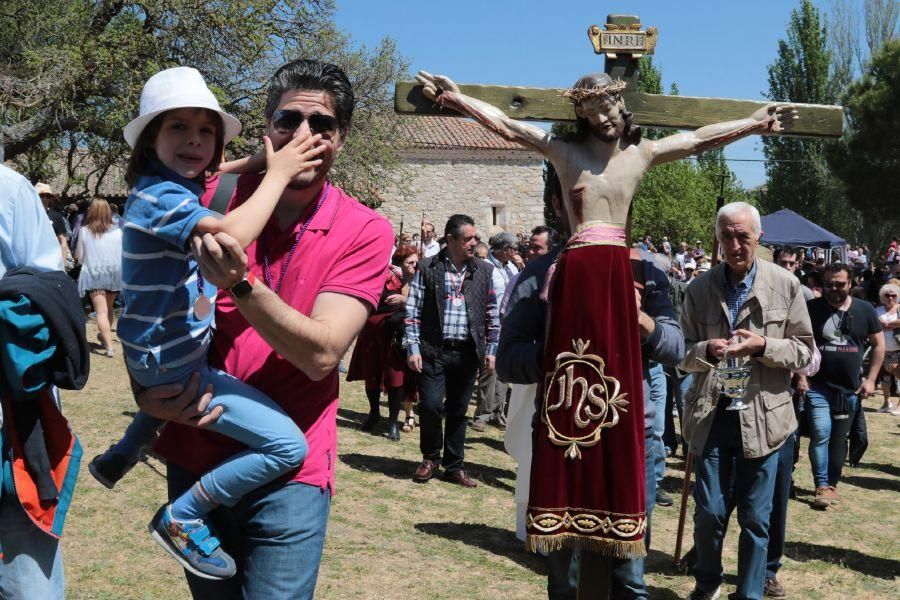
271, 109, 339, 136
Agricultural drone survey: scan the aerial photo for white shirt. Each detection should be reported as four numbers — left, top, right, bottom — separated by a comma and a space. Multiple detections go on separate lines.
487, 252, 519, 308
877, 305, 899, 352
422, 238, 440, 258
0, 164, 63, 278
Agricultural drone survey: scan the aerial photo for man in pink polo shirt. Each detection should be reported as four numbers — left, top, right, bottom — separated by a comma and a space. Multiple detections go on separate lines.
134, 59, 393, 598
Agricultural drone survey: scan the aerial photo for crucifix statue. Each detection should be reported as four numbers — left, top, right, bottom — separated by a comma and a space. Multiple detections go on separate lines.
395, 14, 842, 598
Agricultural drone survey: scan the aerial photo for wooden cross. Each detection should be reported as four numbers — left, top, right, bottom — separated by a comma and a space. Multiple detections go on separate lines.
394, 14, 843, 138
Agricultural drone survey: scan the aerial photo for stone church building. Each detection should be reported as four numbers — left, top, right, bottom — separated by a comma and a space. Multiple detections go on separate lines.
377, 116, 547, 238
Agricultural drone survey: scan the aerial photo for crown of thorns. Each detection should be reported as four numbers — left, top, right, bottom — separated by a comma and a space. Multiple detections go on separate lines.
561, 79, 627, 103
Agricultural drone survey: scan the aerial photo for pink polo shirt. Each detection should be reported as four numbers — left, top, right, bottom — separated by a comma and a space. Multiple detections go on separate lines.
154, 174, 393, 494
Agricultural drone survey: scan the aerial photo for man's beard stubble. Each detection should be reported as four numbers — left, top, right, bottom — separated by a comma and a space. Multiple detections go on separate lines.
286, 168, 324, 191
827, 289, 849, 306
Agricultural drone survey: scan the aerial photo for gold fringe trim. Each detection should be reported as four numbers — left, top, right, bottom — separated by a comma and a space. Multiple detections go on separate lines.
525, 533, 647, 559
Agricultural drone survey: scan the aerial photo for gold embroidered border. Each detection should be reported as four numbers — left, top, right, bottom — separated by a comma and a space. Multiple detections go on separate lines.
527, 510, 646, 539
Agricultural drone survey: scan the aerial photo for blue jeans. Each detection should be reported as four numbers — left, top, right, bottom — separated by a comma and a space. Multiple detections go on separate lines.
806, 386, 859, 488
693, 401, 779, 600
167, 463, 330, 599
766, 430, 796, 579
664, 370, 692, 454
649, 362, 667, 487
126, 359, 307, 506
0, 492, 64, 599
545, 435, 655, 599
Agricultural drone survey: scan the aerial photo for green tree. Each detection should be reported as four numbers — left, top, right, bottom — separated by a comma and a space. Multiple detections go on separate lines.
827, 40, 900, 243
761, 0, 862, 240
0, 0, 408, 205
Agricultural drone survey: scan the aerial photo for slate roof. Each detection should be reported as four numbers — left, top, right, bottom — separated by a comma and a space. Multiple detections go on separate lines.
398, 115, 536, 153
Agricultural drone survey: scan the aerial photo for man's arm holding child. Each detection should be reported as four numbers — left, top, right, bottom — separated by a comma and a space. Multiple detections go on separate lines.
192, 221, 392, 381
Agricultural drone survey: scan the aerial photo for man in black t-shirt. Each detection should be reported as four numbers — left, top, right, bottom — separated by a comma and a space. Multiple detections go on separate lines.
797, 263, 884, 510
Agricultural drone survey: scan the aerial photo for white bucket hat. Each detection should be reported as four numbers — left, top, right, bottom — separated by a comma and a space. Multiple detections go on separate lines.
123, 67, 242, 148
34, 182, 54, 196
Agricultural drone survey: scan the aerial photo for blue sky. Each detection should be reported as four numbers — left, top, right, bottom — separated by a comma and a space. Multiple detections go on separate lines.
334, 0, 838, 189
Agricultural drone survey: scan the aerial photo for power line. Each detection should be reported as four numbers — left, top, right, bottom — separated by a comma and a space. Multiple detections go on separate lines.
688, 156, 817, 164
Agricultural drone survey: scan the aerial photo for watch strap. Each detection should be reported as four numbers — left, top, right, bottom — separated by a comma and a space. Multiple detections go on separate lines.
229, 270, 257, 298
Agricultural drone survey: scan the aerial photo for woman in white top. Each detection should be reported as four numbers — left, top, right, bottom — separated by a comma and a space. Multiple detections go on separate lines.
75, 198, 122, 357
875, 282, 900, 414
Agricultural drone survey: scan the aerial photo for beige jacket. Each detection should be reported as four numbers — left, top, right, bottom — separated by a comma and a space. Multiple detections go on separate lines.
679, 259, 814, 458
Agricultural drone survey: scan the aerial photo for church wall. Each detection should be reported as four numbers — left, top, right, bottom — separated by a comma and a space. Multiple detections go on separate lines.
377, 151, 547, 240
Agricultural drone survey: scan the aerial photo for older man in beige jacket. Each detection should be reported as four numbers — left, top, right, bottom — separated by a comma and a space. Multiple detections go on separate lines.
679, 202, 813, 600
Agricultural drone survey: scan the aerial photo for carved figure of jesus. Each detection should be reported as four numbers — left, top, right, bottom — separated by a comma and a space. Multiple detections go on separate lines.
415, 71, 797, 230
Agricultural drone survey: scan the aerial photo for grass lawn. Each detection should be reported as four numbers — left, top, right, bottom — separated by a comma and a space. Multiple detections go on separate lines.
61, 323, 900, 598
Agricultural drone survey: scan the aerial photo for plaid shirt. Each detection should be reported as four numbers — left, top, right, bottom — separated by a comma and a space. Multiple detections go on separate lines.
404, 256, 499, 357
724, 260, 757, 334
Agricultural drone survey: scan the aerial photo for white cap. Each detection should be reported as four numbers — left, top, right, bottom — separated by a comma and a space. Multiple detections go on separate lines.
34, 182, 54, 196
123, 67, 242, 148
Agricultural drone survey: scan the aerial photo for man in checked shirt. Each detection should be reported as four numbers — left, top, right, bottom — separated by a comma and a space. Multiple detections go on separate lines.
404, 214, 499, 488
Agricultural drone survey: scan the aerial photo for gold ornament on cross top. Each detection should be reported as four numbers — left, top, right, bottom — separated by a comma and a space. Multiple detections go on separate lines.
588, 22, 659, 60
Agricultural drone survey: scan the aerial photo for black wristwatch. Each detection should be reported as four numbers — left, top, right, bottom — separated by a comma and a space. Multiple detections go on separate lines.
229, 271, 256, 299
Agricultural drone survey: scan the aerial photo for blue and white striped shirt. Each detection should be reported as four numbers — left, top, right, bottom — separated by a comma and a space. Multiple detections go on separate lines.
724, 261, 757, 334
118, 165, 218, 374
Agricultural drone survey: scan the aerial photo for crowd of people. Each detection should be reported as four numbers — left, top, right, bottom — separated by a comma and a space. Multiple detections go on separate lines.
0, 55, 897, 600
360, 204, 897, 600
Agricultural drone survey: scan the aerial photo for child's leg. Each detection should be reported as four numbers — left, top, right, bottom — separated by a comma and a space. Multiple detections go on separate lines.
171, 367, 307, 519
90, 409, 164, 489
109, 410, 165, 462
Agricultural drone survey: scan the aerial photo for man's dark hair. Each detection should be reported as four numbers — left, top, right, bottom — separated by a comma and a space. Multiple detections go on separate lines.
822, 262, 853, 279
265, 59, 354, 132
566, 73, 641, 146
805, 270, 823, 288
532, 224, 562, 247
445, 214, 475, 239
773, 247, 800, 262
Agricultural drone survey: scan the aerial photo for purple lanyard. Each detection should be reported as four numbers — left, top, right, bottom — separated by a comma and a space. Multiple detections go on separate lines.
262, 181, 330, 295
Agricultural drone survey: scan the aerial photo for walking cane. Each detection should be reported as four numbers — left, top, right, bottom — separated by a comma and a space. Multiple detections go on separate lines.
673, 452, 693, 565
673, 177, 727, 566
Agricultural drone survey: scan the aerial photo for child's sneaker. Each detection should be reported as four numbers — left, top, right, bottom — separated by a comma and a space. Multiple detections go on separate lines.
88, 448, 136, 489
149, 504, 236, 580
